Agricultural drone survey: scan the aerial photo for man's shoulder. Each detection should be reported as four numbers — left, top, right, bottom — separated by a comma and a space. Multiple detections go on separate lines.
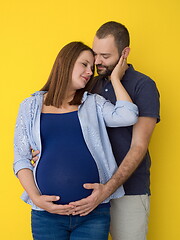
126, 64, 155, 84
123, 65, 159, 94
93, 65, 155, 85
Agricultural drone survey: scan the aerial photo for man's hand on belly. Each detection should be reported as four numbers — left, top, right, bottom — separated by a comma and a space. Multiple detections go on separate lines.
69, 183, 108, 216
30, 149, 106, 215
33, 195, 75, 215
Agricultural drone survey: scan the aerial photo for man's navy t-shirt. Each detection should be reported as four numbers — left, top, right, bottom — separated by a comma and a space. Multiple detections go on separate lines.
92, 65, 160, 195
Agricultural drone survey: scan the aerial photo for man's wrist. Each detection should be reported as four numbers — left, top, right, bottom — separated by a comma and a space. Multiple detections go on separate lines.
104, 178, 120, 197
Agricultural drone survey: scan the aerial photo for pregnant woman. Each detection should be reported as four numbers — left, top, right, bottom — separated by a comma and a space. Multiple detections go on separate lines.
14, 41, 138, 240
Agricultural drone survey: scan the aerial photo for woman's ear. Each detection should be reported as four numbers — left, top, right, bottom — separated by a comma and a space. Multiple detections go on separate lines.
121, 47, 130, 58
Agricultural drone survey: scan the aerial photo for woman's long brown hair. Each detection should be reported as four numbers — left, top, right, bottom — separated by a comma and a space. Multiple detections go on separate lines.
41, 42, 95, 107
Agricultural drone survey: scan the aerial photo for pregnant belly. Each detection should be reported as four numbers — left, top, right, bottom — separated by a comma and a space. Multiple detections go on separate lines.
35, 154, 100, 204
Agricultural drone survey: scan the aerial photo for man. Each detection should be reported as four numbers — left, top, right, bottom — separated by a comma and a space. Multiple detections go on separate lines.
32, 22, 160, 240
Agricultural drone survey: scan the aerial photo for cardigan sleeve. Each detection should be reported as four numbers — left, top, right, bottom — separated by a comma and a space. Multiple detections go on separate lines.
95, 94, 139, 127
13, 101, 34, 175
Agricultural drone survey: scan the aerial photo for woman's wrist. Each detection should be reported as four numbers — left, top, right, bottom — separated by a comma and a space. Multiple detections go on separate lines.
29, 191, 41, 204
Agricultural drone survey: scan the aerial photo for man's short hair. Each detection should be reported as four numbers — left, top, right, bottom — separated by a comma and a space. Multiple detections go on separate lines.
96, 21, 130, 54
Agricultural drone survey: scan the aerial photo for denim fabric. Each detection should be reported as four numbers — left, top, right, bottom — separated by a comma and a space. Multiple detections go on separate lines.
31, 205, 110, 240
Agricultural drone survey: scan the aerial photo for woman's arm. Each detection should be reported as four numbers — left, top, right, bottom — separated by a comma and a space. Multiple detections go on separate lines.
14, 101, 74, 215
110, 55, 132, 102
17, 169, 42, 203
14, 101, 34, 174
17, 169, 74, 214
96, 55, 138, 127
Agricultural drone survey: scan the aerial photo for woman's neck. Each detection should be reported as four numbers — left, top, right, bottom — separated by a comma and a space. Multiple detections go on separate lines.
42, 92, 79, 114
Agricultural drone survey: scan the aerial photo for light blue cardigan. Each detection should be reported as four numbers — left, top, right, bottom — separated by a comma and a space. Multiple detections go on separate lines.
14, 91, 138, 210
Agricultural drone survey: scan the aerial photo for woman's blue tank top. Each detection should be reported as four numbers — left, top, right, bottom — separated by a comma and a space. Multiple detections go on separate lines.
35, 111, 100, 204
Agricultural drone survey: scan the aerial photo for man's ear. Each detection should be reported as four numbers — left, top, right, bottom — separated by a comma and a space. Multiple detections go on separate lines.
121, 47, 130, 58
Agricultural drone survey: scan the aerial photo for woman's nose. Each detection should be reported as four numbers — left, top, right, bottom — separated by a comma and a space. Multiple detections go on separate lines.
86, 68, 93, 75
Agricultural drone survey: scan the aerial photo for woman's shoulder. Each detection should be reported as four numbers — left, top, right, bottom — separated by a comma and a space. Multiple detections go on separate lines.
20, 95, 36, 110
21, 91, 45, 103
20, 91, 45, 110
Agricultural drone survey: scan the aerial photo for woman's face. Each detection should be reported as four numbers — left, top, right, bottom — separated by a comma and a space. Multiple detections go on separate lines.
70, 50, 94, 91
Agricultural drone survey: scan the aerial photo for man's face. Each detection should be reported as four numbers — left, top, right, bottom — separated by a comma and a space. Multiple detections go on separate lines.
92, 35, 120, 77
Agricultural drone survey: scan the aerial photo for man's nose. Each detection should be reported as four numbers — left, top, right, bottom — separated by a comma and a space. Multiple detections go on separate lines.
95, 55, 102, 65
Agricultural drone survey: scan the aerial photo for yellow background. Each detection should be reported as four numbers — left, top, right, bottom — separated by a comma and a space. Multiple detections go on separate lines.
0, 0, 180, 239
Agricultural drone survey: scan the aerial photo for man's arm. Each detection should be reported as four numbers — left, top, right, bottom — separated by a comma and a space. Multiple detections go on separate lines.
70, 117, 157, 216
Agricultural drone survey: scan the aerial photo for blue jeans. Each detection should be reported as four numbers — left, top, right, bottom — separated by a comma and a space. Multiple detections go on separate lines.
31, 205, 110, 240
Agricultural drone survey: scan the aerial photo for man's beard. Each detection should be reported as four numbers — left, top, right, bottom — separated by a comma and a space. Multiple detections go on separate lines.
96, 61, 119, 78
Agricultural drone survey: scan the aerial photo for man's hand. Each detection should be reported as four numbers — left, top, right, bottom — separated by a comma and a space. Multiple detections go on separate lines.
32, 195, 75, 215
69, 183, 108, 216
30, 149, 40, 166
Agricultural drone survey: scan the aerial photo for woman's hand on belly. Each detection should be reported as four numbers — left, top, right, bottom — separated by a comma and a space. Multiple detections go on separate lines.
32, 194, 75, 215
